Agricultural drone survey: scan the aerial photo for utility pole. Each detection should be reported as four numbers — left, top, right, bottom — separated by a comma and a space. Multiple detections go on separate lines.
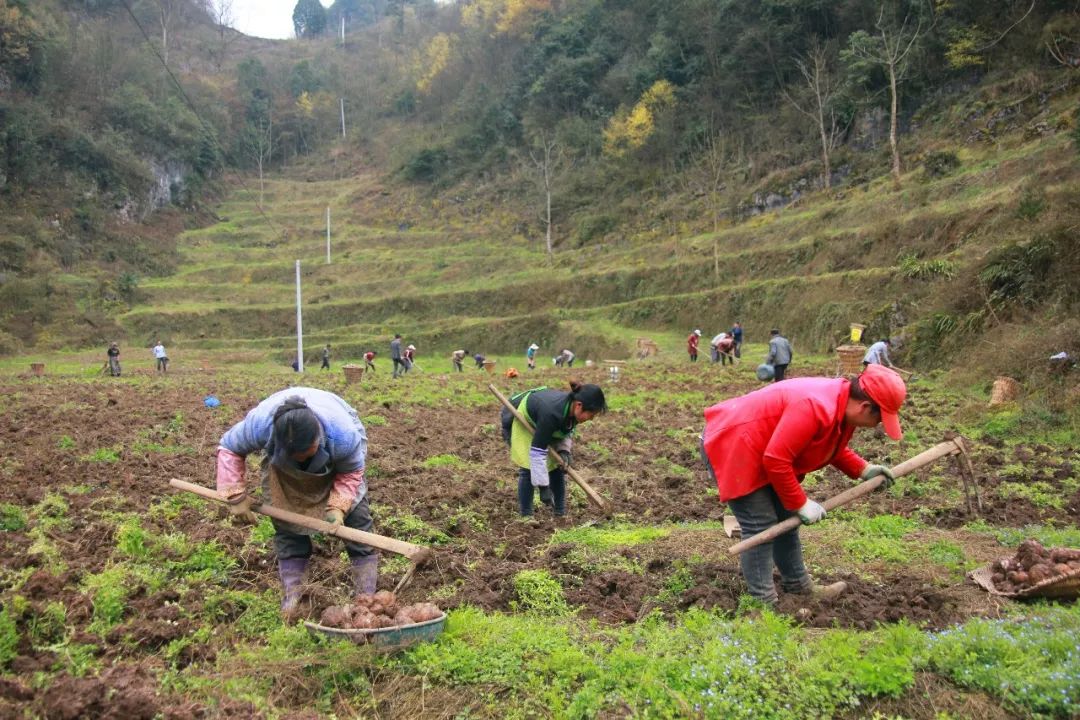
340, 98, 346, 139
341, 16, 345, 45
326, 206, 331, 264
295, 260, 304, 372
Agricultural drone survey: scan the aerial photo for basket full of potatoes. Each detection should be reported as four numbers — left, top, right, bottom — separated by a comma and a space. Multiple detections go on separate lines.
304, 591, 446, 650
969, 539, 1080, 599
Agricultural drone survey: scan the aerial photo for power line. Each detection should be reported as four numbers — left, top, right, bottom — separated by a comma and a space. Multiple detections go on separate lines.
118, 0, 284, 240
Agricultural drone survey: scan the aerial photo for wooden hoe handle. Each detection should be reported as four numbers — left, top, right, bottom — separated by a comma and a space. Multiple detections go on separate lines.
727, 439, 963, 556
168, 478, 433, 566
488, 384, 609, 511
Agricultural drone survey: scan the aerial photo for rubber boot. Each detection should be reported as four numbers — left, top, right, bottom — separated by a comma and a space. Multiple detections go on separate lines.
811, 581, 848, 602
278, 557, 309, 623
538, 486, 554, 507
350, 554, 379, 597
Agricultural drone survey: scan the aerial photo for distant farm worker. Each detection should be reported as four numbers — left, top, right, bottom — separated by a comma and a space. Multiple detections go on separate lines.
501, 380, 607, 517
390, 334, 406, 379
363, 351, 377, 372
404, 345, 416, 372
715, 333, 735, 366
215, 387, 374, 621
731, 321, 744, 359
474, 352, 486, 369
863, 339, 895, 368
321, 345, 331, 371
766, 329, 793, 382
527, 343, 539, 370
558, 349, 575, 368
152, 339, 169, 373
107, 342, 121, 377
451, 349, 467, 372
709, 332, 726, 363
700, 364, 907, 605
687, 329, 702, 362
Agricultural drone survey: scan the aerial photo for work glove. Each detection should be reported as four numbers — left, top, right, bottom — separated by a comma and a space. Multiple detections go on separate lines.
225, 491, 258, 525
324, 507, 345, 526
557, 450, 572, 468
861, 464, 896, 489
797, 499, 827, 525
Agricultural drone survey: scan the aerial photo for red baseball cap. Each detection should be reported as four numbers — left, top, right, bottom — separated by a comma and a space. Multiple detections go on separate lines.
860, 364, 906, 439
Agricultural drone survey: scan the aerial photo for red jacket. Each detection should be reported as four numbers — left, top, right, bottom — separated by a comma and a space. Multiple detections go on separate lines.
687, 334, 699, 352
702, 377, 868, 510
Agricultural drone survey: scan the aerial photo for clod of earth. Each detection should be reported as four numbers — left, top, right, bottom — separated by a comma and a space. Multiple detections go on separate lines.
319, 591, 442, 629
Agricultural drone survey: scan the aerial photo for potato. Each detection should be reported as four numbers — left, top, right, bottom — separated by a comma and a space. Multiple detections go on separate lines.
1007, 570, 1021, 584
320, 606, 349, 628
1014, 571, 1029, 586
1028, 565, 1049, 584
350, 611, 376, 629
1068, 561, 1080, 570
393, 610, 415, 626
1054, 563, 1072, 576
371, 616, 396, 629
411, 603, 442, 622
373, 590, 397, 606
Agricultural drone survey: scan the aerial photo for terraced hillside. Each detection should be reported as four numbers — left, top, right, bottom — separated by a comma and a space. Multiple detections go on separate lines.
121, 117, 1079, 371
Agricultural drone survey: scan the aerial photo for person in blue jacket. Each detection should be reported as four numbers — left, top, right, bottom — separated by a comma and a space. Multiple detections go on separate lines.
214, 387, 374, 621
500, 380, 607, 517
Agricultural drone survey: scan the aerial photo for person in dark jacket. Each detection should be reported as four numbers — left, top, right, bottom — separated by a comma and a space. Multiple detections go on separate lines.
107, 342, 121, 377
766, 329, 793, 382
500, 381, 607, 517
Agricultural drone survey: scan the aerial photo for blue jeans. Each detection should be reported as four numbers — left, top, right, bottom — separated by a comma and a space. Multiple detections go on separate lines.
517, 468, 566, 516
727, 485, 811, 604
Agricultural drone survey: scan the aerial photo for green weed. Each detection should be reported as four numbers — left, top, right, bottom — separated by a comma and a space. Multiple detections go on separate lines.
82, 566, 130, 634
965, 520, 1080, 548
0, 503, 27, 531
550, 522, 671, 551
928, 540, 967, 570
28, 601, 67, 647
840, 513, 921, 563
422, 453, 467, 469
0, 606, 18, 669
362, 414, 388, 426
998, 481, 1065, 510
376, 510, 451, 545
116, 517, 153, 560
511, 570, 571, 615
652, 457, 693, 479
81, 446, 121, 463
56, 435, 75, 450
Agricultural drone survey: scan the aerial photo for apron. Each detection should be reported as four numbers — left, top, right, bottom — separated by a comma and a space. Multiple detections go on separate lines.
507, 388, 569, 471
260, 447, 334, 536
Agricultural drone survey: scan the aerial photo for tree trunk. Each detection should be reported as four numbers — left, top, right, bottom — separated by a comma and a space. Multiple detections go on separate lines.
888, 59, 901, 187
817, 110, 832, 190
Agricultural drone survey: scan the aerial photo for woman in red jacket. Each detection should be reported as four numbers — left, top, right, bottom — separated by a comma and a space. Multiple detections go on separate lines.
701, 364, 906, 604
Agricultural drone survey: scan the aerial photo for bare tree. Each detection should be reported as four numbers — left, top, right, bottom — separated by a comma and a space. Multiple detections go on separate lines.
208, 0, 237, 70
698, 124, 728, 281
154, 0, 176, 67
845, 6, 932, 187
528, 131, 565, 264
246, 115, 273, 209
781, 41, 843, 190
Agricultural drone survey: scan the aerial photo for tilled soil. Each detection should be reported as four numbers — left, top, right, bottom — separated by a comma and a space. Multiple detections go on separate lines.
0, 366, 1076, 716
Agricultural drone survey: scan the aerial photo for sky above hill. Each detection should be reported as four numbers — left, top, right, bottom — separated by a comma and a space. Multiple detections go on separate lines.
230, 0, 331, 39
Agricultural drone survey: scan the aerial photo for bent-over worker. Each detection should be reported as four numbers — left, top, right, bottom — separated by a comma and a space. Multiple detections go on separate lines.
700, 364, 906, 605
863, 339, 894, 368
500, 380, 607, 517
214, 387, 374, 620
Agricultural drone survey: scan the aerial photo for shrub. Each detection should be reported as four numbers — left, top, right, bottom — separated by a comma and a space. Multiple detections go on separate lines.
402, 147, 450, 182
923, 150, 960, 178
1015, 188, 1047, 221
575, 213, 616, 244
0, 503, 26, 531
0, 606, 17, 668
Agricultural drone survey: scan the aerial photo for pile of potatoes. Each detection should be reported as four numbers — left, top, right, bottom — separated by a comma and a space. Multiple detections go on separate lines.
319, 591, 442, 630
991, 540, 1080, 592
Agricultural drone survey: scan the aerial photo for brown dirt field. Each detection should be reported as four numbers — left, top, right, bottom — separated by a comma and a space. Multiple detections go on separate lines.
0, 365, 1075, 716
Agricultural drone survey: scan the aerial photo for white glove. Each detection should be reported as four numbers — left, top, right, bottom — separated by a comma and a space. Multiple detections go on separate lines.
529, 447, 550, 488
797, 499, 827, 525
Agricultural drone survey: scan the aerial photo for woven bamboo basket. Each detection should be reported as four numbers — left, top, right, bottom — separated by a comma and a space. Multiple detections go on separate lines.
970, 561, 1080, 600
342, 364, 364, 384
989, 376, 1020, 405
835, 344, 866, 376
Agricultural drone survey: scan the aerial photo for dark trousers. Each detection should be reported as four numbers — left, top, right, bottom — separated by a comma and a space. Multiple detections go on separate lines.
773, 363, 788, 382
392, 358, 407, 377
689, 351, 698, 362
517, 467, 566, 516
733, 340, 742, 358
720, 352, 733, 365
273, 495, 376, 560
321, 358, 330, 370
156, 358, 168, 372
727, 485, 809, 603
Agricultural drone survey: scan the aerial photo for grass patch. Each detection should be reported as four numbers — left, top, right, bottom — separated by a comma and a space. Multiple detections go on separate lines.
511, 570, 571, 615
838, 513, 921, 564
81, 446, 121, 463
0, 503, 27, 531
965, 520, 1080, 549
376, 509, 451, 545
998, 481, 1065, 510
550, 522, 672, 551
421, 453, 467, 469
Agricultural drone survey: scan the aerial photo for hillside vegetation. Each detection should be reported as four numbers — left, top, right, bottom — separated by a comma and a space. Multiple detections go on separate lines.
1, 0, 1079, 389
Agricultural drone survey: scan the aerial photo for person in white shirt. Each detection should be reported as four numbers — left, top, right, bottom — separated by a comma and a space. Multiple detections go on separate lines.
152, 340, 169, 373
863, 339, 894, 368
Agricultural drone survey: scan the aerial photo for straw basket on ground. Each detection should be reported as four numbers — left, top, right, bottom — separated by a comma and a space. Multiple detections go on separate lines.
482, 360, 497, 374
342, 364, 364, 385
29, 363, 44, 376
989, 376, 1020, 406
835, 345, 866, 376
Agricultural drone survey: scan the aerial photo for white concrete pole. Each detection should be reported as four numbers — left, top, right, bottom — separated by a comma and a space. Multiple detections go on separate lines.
340, 98, 346, 139
326, 206, 331, 264
295, 260, 304, 372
